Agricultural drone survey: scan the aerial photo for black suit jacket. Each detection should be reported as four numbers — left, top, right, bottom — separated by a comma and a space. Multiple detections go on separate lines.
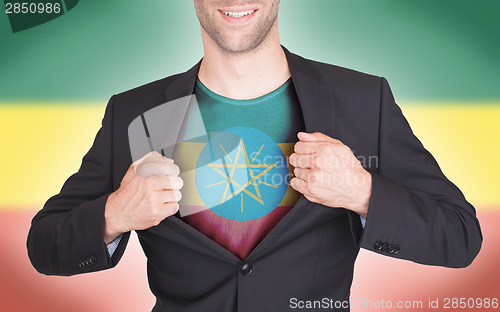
27, 46, 482, 311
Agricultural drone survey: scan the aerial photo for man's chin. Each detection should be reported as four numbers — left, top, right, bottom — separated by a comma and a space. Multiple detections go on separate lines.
216, 36, 266, 55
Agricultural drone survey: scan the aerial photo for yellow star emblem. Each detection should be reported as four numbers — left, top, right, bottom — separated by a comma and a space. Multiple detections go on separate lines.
205, 138, 279, 212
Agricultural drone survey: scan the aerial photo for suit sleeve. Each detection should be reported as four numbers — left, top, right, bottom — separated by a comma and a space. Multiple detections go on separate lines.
27, 96, 130, 276
357, 77, 482, 268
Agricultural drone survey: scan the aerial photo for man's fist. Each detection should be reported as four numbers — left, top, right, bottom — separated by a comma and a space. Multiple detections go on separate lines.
289, 132, 371, 218
104, 151, 183, 244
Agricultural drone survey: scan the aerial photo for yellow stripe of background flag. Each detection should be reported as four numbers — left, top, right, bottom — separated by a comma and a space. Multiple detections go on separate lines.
1, 103, 499, 210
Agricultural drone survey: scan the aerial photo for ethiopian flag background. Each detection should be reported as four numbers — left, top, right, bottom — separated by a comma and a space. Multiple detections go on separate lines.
1, 0, 499, 311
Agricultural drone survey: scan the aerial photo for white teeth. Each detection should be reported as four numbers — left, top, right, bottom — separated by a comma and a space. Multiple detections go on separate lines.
222, 10, 255, 18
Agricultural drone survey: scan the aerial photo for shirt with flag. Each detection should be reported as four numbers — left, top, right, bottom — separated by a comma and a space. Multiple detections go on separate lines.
172, 77, 305, 260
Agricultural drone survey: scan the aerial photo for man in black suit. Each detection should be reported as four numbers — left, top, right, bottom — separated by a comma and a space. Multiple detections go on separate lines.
27, 1, 482, 311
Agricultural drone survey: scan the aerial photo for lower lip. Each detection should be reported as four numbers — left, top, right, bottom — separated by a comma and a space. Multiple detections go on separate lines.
218, 10, 258, 24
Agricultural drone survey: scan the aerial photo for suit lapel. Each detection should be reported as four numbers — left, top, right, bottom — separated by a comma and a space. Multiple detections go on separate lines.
155, 47, 337, 261
163, 60, 201, 102
283, 46, 336, 137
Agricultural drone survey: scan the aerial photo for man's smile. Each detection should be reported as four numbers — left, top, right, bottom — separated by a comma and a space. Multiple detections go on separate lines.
218, 8, 258, 24
221, 9, 256, 18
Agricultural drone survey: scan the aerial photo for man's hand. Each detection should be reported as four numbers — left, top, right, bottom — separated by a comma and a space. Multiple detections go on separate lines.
289, 132, 372, 218
103, 151, 183, 244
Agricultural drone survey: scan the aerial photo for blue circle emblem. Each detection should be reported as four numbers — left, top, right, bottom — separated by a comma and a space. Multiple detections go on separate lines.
195, 127, 288, 221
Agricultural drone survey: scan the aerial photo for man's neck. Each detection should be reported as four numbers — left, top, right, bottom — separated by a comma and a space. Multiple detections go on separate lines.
197, 30, 291, 100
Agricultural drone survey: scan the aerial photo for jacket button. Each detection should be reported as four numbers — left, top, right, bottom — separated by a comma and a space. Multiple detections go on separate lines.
240, 263, 253, 276
79, 259, 88, 268
374, 241, 383, 251
387, 244, 400, 254
381, 242, 389, 252
387, 244, 395, 254
89, 256, 97, 265
393, 245, 400, 254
